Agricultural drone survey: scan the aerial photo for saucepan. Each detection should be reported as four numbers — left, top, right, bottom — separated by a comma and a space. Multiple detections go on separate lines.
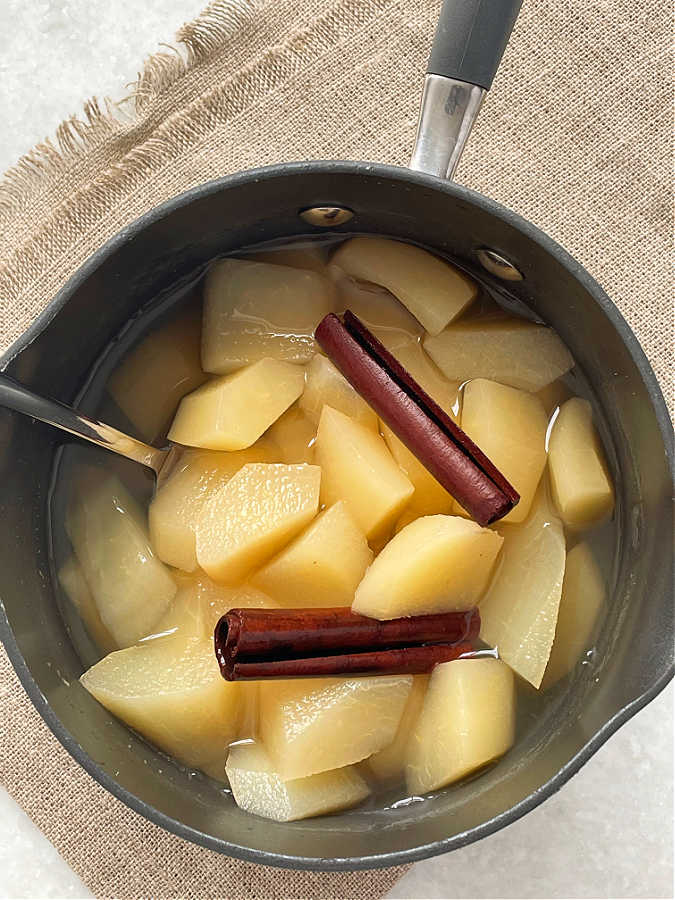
0, 0, 672, 870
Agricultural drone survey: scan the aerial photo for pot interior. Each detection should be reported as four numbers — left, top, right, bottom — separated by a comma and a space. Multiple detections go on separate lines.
0, 164, 672, 867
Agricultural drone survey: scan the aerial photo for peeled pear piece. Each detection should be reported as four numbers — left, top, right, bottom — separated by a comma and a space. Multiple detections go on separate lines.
300, 354, 378, 430
66, 472, 177, 648
108, 305, 206, 441
253, 501, 372, 607
314, 405, 413, 540
391, 341, 461, 418
423, 317, 574, 392
196, 463, 321, 583
461, 379, 549, 523
58, 556, 117, 654
405, 659, 515, 794
266, 405, 316, 464
226, 742, 370, 822
81, 635, 241, 780
548, 398, 614, 529
353, 515, 502, 619
260, 675, 412, 779
368, 675, 428, 781
202, 258, 334, 373
332, 237, 477, 335
542, 542, 605, 688
330, 268, 422, 350
148, 575, 276, 642
168, 358, 304, 451
479, 491, 566, 688
149, 442, 276, 572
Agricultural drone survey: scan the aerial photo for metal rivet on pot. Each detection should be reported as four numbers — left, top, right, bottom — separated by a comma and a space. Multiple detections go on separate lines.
299, 206, 354, 227
476, 248, 524, 282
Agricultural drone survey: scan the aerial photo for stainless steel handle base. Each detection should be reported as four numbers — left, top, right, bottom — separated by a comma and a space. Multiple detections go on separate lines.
410, 74, 485, 180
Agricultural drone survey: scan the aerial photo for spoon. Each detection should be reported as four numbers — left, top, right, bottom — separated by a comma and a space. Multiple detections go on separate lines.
0, 372, 182, 486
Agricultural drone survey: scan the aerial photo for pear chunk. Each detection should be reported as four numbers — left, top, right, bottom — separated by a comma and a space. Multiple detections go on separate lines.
253, 501, 372, 607
300, 354, 378, 430
461, 379, 549, 523
405, 658, 515, 794
368, 675, 428, 781
266, 405, 316, 464
423, 317, 574, 392
332, 237, 477, 334
381, 424, 455, 517
202, 258, 333, 373
479, 492, 566, 688
108, 306, 206, 441
195, 463, 321, 583
168, 358, 304, 451
149, 443, 275, 572
81, 635, 240, 780
66, 473, 177, 648
58, 556, 117, 654
542, 542, 605, 688
353, 515, 502, 619
548, 398, 614, 529
226, 743, 370, 822
260, 675, 412, 779
314, 405, 413, 540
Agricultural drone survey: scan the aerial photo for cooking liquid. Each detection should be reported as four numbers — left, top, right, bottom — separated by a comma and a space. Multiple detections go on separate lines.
49, 235, 620, 814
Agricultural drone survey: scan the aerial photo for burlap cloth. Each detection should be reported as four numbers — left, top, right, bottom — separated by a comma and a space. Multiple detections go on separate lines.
0, 0, 671, 896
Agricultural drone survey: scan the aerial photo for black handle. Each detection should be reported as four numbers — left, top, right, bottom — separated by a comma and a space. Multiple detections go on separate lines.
428, 0, 523, 90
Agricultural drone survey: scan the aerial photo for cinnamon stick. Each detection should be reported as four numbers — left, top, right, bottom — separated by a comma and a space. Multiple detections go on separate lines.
214, 606, 480, 680
314, 311, 519, 526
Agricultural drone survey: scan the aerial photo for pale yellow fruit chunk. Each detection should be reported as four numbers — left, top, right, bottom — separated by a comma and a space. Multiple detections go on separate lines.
226, 742, 370, 822
246, 244, 328, 273
168, 358, 304, 451
260, 675, 412, 779
330, 267, 422, 350
81, 635, 240, 780
548, 398, 614, 529
58, 556, 117, 654
148, 443, 275, 572
148, 575, 276, 642
368, 675, 428, 781
353, 515, 502, 619
66, 473, 177, 648
461, 379, 549, 523
332, 237, 477, 335
542, 542, 605, 688
266, 405, 316, 464
480, 492, 566, 688
300, 354, 377, 430
108, 306, 207, 441
405, 659, 515, 794
424, 317, 574, 392
314, 405, 413, 540
202, 259, 334, 373
253, 501, 373, 607
381, 424, 454, 517
196, 463, 321, 583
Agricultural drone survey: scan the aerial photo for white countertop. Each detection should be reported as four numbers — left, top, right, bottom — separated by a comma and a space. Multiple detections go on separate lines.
0, 2, 672, 897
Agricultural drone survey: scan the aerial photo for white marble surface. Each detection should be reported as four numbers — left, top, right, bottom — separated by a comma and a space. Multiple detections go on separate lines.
0, 2, 672, 898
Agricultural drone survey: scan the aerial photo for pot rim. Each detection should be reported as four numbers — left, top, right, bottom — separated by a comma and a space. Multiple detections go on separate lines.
1, 160, 673, 871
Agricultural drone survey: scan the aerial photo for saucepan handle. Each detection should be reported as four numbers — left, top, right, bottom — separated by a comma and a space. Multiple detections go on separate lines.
411, 0, 522, 179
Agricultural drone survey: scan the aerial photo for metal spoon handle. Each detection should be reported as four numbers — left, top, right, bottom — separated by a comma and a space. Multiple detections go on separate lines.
0, 372, 169, 477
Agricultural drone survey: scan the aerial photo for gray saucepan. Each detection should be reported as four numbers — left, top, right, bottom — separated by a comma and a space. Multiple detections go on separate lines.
0, 0, 672, 871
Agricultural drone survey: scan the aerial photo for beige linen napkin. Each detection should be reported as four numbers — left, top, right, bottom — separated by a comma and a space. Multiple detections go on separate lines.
0, 0, 671, 896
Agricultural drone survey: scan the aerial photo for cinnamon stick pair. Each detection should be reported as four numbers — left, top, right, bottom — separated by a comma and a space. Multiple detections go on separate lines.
215, 607, 480, 680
